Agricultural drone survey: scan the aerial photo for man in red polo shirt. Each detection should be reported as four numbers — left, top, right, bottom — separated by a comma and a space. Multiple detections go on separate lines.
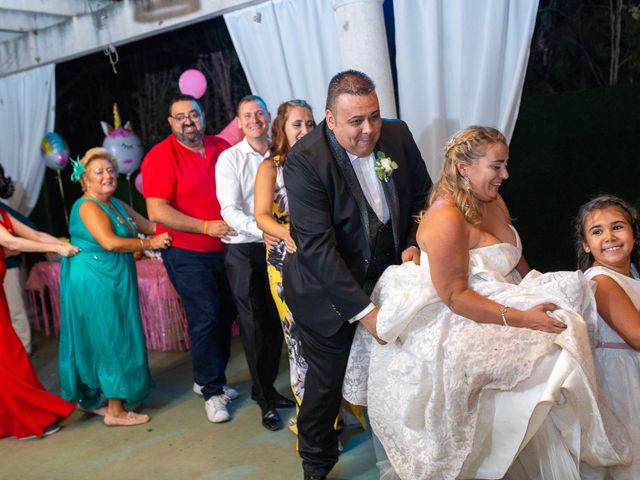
142, 95, 238, 424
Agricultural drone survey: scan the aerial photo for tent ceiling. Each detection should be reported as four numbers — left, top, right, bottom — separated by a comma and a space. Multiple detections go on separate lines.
0, 0, 261, 78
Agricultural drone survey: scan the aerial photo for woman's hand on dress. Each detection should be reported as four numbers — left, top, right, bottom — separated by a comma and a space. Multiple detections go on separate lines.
521, 303, 566, 333
148, 232, 172, 250
206, 220, 237, 241
57, 244, 80, 257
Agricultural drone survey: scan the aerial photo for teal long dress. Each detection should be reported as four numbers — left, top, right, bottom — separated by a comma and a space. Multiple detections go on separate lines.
59, 197, 152, 409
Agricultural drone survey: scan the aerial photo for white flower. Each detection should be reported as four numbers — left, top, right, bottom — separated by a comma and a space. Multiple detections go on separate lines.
374, 151, 399, 182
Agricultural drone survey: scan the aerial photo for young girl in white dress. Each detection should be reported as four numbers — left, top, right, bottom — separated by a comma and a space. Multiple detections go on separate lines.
577, 194, 640, 480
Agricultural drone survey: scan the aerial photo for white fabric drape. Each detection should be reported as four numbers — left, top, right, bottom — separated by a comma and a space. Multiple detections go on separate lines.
395, 0, 539, 177
0, 65, 56, 214
224, 0, 341, 121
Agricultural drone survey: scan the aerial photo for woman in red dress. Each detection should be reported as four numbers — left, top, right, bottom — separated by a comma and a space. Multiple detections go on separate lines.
0, 166, 79, 439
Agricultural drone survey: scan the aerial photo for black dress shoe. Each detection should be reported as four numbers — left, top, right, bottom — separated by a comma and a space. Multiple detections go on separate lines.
261, 408, 282, 431
271, 393, 296, 409
303, 474, 327, 480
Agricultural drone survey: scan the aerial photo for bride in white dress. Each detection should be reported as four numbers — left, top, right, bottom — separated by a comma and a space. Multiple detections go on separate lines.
343, 126, 630, 480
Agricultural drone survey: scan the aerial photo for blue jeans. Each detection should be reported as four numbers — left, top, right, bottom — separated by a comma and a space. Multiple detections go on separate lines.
162, 248, 236, 400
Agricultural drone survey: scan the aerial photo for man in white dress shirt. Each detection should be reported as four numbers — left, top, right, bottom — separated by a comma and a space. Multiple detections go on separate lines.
216, 95, 294, 432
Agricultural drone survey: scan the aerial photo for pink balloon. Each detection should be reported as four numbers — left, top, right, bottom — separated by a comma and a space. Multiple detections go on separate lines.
216, 117, 244, 147
134, 173, 143, 195
178, 69, 207, 99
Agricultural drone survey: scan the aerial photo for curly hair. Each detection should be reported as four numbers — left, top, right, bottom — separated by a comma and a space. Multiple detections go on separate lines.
0, 165, 15, 199
427, 126, 507, 224
574, 194, 640, 272
268, 100, 314, 163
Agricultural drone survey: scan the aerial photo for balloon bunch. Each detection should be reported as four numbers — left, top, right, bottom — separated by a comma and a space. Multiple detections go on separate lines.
38, 67, 210, 225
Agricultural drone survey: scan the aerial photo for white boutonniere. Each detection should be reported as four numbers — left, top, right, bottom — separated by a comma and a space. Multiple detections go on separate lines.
374, 151, 398, 182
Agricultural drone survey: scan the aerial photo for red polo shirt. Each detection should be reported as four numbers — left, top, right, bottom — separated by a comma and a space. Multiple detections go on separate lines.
142, 134, 230, 252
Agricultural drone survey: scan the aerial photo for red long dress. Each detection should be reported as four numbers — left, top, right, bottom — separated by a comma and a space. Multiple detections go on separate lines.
0, 208, 74, 439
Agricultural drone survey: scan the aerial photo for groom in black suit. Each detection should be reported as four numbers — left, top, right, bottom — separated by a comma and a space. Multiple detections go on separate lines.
283, 70, 431, 479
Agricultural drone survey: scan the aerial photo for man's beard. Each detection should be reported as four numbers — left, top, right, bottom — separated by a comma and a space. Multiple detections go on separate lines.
173, 125, 204, 147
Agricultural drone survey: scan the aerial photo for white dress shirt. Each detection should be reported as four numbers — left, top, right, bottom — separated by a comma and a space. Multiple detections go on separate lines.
215, 137, 269, 244
347, 151, 390, 223
346, 151, 391, 322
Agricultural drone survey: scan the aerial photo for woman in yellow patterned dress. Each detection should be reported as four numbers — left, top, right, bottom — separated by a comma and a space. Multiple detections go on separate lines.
255, 100, 315, 431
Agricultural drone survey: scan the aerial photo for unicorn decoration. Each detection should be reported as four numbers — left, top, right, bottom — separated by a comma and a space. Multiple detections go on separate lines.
101, 103, 144, 180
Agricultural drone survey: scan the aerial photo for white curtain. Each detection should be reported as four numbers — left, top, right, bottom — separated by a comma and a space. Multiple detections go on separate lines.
395, 0, 539, 177
0, 65, 56, 214
224, 0, 341, 121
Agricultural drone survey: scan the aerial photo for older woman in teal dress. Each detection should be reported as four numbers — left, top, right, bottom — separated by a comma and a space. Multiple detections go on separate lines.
59, 147, 171, 427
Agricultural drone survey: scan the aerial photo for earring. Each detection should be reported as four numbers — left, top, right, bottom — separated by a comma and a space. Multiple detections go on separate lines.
461, 175, 470, 190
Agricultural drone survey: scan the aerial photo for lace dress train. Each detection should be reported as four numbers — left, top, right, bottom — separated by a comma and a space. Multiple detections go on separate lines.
344, 230, 630, 480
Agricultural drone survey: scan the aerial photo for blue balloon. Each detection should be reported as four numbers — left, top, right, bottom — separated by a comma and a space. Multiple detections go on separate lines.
40, 132, 69, 170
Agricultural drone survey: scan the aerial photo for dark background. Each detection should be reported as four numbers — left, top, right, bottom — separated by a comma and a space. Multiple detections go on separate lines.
30, 0, 640, 272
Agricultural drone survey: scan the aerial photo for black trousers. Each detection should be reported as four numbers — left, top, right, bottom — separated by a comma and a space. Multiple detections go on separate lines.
224, 242, 282, 409
297, 321, 357, 477
161, 248, 235, 400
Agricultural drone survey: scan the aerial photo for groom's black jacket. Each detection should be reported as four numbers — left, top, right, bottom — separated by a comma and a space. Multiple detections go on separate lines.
283, 119, 431, 337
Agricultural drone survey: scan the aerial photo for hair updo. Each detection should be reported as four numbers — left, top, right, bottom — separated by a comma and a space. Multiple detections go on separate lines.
428, 125, 506, 224
77, 147, 118, 192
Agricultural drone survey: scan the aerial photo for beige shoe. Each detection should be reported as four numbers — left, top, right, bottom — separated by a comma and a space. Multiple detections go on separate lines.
104, 412, 150, 427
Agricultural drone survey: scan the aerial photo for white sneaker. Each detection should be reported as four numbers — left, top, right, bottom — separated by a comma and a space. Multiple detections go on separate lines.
205, 394, 230, 423
193, 382, 239, 401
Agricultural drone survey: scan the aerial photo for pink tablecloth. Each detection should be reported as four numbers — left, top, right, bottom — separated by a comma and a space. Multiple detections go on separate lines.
26, 259, 192, 352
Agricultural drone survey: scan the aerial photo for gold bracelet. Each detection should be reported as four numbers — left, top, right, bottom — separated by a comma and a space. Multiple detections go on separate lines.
139, 238, 145, 251
500, 305, 509, 326
203, 220, 209, 234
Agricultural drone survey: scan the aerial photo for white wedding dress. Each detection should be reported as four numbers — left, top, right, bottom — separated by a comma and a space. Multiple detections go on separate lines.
581, 266, 640, 480
343, 228, 630, 480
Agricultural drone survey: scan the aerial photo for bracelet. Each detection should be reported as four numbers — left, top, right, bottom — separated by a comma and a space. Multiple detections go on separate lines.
500, 305, 509, 326
203, 220, 209, 234
138, 238, 145, 251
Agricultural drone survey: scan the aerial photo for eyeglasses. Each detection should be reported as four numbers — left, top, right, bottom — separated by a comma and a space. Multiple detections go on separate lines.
171, 110, 202, 123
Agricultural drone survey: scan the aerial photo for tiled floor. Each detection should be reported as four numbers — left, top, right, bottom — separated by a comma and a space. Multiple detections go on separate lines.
2, 333, 378, 480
